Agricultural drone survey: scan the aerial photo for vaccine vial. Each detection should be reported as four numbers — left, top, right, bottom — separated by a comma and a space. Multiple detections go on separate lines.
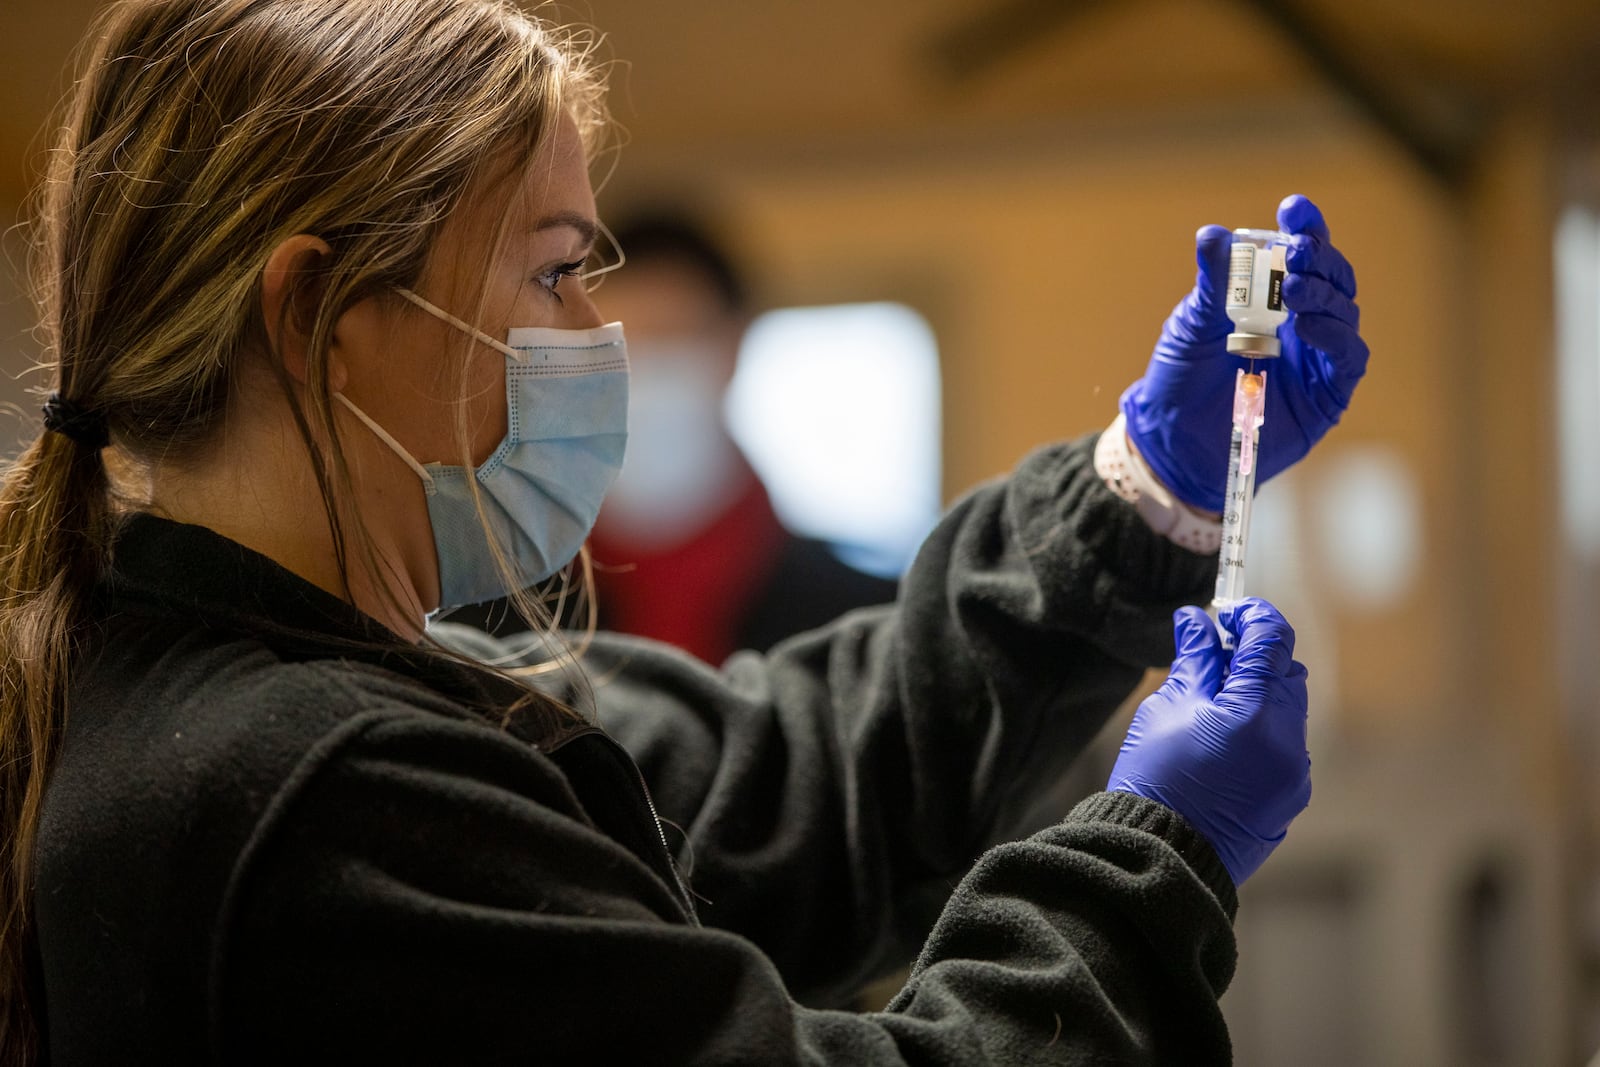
1224, 228, 1290, 357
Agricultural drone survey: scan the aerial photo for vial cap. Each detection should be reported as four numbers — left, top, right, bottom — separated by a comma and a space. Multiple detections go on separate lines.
1227, 332, 1281, 357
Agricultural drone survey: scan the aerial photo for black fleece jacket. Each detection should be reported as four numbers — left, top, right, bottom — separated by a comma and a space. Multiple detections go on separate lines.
34, 434, 1238, 1065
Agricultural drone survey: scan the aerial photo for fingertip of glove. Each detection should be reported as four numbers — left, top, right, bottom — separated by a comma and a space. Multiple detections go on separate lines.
1222, 601, 1304, 680
1220, 596, 1295, 648
1195, 225, 1232, 284
1172, 603, 1212, 640
1173, 606, 1227, 665
1279, 272, 1348, 323
1195, 224, 1231, 259
1277, 194, 1329, 239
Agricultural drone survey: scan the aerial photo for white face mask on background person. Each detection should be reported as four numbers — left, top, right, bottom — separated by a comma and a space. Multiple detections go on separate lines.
595, 340, 746, 551
335, 288, 629, 614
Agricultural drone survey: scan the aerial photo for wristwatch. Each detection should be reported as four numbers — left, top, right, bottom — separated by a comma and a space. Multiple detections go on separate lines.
1093, 413, 1222, 556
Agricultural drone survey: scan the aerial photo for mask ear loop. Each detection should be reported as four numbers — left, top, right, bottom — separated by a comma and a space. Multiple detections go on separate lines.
394, 287, 525, 363
332, 393, 435, 489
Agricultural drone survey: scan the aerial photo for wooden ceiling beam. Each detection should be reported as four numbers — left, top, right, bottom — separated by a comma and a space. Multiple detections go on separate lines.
1233, 0, 1484, 191
926, 0, 1487, 192
925, 0, 1118, 85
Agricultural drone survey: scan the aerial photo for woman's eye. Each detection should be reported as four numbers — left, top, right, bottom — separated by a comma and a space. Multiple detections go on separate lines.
535, 260, 586, 303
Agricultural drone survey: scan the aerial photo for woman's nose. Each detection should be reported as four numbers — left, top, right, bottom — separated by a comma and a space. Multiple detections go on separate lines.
565, 285, 606, 330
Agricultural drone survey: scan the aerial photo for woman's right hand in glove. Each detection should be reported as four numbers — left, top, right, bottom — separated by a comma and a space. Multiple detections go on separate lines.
1106, 598, 1312, 885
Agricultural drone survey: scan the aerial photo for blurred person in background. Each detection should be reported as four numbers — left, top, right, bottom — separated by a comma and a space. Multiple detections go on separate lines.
450, 211, 897, 662
0, 0, 1366, 1062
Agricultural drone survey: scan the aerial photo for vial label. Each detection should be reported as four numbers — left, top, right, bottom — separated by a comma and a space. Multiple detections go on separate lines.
1266, 243, 1286, 312
1226, 243, 1255, 309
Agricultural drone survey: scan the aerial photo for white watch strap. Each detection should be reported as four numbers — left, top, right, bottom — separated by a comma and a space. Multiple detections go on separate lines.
1093, 413, 1222, 556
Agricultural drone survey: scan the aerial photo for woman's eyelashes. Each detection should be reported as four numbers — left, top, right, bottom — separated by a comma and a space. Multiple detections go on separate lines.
533, 259, 586, 305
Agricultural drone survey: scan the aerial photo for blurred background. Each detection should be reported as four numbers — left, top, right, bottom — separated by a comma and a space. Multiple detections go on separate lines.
4, 0, 1599, 1062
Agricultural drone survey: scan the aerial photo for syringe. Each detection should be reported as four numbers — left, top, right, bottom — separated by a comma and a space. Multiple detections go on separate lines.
1208, 225, 1288, 648
1210, 367, 1266, 649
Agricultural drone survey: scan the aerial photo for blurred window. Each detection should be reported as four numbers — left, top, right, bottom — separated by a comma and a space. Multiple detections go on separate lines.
1556, 205, 1600, 562
1310, 447, 1421, 612
725, 302, 941, 578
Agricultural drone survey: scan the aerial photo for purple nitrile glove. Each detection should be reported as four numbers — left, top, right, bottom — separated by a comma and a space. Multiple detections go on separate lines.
1106, 598, 1311, 885
1119, 194, 1369, 513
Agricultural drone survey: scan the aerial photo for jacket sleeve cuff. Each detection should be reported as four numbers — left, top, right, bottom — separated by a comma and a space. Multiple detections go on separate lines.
1003, 434, 1217, 666
1067, 791, 1238, 921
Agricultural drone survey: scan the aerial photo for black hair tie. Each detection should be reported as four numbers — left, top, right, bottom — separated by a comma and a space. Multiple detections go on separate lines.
42, 393, 110, 451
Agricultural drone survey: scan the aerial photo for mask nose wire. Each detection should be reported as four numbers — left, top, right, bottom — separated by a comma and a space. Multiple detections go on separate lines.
394, 287, 525, 362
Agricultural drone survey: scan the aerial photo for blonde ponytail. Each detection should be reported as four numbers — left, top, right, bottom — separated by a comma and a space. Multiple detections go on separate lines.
0, 427, 111, 1058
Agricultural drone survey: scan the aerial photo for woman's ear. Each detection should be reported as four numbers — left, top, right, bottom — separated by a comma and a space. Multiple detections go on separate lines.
260, 234, 338, 386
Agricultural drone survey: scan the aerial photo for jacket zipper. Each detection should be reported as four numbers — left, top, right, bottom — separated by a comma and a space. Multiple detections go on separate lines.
544, 726, 699, 924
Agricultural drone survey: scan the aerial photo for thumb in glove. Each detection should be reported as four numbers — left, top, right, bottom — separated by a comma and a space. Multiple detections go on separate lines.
1107, 599, 1311, 885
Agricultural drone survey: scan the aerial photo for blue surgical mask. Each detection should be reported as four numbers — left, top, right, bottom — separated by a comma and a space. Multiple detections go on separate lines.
335, 288, 629, 614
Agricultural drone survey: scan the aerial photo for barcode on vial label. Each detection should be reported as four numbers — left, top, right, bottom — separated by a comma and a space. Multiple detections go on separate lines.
1226, 244, 1255, 309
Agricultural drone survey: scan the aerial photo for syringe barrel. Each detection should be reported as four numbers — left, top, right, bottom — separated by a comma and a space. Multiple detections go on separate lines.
1213, 424, 1259, 606
1209, 369, 1266, 649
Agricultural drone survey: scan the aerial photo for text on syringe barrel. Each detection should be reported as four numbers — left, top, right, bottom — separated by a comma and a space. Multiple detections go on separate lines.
1214, 425, 1259, 604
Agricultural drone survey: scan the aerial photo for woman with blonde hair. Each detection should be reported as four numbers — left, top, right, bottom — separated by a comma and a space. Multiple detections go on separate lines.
0, 1, 1367, 1062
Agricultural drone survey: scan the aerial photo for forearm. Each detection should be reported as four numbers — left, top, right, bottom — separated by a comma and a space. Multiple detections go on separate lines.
869, 792, 1237, 1065
575, 434, 1215, 1000
227, 732, 1238, 1066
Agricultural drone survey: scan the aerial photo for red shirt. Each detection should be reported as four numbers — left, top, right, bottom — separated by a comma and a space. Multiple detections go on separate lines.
588, 470, 788, 664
